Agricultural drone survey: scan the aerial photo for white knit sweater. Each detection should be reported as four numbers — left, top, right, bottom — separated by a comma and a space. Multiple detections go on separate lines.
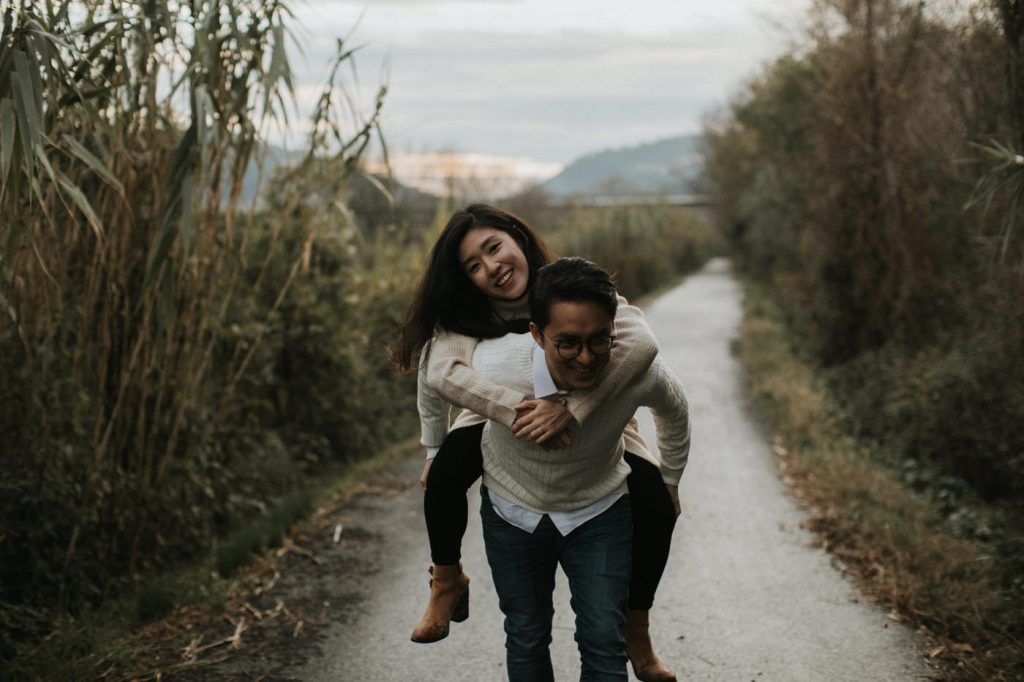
419, 332, 691, 513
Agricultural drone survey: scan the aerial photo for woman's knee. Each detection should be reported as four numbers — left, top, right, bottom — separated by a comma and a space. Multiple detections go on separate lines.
624, 455, 675, 523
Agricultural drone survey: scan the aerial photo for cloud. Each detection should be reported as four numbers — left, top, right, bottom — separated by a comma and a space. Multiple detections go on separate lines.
279, 1, 810, 162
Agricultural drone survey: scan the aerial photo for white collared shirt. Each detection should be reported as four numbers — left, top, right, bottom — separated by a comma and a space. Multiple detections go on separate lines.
486, 344, 623, 535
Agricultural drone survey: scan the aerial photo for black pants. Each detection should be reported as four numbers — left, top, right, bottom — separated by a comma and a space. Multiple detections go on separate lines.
424, 423, 677, 610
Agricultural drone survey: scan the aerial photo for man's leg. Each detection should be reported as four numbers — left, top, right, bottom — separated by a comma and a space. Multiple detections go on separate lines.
559, 496, 633, 682
481, 488, 560, 682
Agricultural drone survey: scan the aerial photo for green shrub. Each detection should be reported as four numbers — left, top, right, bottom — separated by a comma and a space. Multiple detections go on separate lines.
272, 491, 315, 532
215, 525, 266, 579
547, 205, 724, 299
214, 488, 320, 577
134, 579, 176, 624
829, 336, 1024, 500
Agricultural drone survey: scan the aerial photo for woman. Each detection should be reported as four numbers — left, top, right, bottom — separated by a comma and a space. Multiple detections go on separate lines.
396, 204, 678, 682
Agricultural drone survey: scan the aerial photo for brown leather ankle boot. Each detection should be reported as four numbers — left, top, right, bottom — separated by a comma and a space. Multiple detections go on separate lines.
410, 562, 470, 643
626, 608, 677, 681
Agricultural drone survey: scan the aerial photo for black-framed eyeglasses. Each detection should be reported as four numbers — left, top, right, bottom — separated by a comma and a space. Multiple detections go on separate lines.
550, 335, 616, 360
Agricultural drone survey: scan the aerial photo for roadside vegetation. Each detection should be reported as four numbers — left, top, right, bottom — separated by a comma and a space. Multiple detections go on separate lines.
546, 204, 722, 301
0, 3, 717, 677
0, 1, 418, 675
741, 286, 1022, 679
502, 187, 725, 300
705, 1, 1023, 678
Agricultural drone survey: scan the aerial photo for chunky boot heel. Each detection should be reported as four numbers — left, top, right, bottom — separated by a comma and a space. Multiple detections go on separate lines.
450, 586, 470, 623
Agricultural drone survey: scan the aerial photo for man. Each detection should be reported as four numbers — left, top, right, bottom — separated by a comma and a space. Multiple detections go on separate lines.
423, 257, 690, 680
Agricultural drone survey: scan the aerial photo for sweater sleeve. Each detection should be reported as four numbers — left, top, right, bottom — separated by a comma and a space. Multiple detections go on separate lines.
643, 357, 691, 485
423, 327, 524, 429
417, 340, 452, 459
566, 294, 659, 424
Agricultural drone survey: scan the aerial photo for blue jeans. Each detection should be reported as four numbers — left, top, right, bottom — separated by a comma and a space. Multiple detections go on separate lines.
481, 488, 633, 682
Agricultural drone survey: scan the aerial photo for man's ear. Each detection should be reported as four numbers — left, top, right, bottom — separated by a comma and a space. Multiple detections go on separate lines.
529, 321, 544, 347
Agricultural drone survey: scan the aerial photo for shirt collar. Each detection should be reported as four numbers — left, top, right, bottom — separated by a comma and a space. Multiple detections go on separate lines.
532, 343, 562, 399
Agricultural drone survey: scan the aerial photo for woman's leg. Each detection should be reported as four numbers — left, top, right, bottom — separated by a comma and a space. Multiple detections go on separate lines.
423, 423, 485, 564
624, 452, 677, 609
412, 423, 485, 643
624, 451, 678, 681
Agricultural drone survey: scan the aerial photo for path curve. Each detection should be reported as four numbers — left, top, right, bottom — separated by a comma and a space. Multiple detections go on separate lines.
300, 258, 930, 681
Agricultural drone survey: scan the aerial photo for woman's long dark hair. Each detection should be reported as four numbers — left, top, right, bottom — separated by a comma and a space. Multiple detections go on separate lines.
395, 203, 555, 371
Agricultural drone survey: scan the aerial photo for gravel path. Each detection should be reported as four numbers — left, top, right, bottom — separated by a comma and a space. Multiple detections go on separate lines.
299, 258, 931, 681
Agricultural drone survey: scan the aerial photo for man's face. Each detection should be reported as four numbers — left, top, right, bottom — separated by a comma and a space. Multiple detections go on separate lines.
529, 300, 614, 391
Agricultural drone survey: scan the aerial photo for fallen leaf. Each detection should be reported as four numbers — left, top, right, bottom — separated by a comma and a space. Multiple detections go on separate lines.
229, 617, 246, 649
181, 635, 203, 662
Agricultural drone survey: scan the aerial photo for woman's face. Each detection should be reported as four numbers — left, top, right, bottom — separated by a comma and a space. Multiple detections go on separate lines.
458, 226, 530, 301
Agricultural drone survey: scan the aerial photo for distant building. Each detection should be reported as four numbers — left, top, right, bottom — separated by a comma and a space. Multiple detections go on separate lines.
366, 152, 563, 199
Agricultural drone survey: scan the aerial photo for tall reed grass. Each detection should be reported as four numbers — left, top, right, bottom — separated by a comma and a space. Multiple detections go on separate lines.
0, 1, 402, 661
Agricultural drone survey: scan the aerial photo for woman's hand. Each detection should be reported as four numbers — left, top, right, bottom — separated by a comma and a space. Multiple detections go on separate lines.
513, 398, 575, 447
419, 458, 433, 491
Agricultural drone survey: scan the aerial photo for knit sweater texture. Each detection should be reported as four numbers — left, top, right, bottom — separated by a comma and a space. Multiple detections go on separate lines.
419, 294, 659, 460
419, 329, 690, 512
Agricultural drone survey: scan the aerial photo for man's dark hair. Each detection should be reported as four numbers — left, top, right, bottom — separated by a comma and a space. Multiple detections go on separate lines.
529, 257, 618, 330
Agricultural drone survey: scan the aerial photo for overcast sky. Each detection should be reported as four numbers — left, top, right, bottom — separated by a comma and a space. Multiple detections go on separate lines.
283, 0, 812, 165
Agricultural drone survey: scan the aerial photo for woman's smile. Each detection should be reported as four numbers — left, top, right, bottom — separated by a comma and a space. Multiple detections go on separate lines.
459, 226, 530, 300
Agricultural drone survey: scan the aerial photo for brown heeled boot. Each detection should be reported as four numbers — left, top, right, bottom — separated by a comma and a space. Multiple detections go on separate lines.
626, 608, 677, 682
410, 562, 470, 643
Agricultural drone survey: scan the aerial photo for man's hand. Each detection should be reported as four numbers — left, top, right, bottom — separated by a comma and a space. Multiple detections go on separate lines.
666, 483, 681, 518
513, 398, 574, 448
419, 458, 433, 491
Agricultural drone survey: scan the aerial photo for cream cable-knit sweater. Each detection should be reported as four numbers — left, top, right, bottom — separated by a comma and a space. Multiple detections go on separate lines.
420, 333, 690, 512
420, 294, 659, 459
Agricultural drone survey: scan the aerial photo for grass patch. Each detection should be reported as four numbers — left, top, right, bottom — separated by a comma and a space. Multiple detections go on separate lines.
134, 577, 177, 624
739, 282, 1024, 681
214, 491, 315, 578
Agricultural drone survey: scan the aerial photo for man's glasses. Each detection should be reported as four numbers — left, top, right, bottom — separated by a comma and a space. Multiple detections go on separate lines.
552, 335, 616, 360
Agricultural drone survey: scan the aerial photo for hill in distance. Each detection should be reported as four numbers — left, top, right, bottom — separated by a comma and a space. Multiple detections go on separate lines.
542, 134, 703, 198
236, 134, 705, 206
